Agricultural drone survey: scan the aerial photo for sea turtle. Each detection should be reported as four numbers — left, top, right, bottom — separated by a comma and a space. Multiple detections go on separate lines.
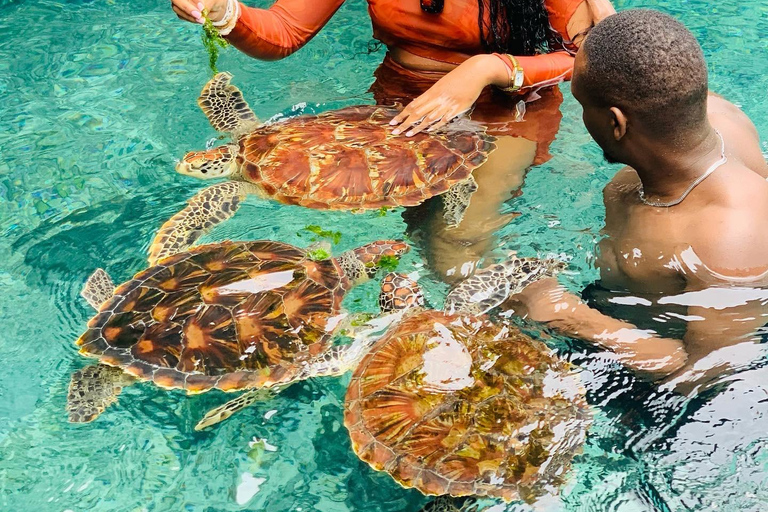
346, 267, 591, 509
195, 255, 590, 508
149, 73, 495, 264
68, 238, 409, 424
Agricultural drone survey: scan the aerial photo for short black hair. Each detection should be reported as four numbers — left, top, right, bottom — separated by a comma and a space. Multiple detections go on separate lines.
581, 9, 708, 136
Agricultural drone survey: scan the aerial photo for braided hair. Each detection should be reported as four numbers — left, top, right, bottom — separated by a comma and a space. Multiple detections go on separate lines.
478, 0, 564, 56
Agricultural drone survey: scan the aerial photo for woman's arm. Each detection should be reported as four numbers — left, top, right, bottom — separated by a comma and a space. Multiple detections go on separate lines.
172, 0, 346, 60
390, 0, 615, 136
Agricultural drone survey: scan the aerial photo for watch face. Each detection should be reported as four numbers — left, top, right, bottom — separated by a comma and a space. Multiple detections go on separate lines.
420, 0, 444, 14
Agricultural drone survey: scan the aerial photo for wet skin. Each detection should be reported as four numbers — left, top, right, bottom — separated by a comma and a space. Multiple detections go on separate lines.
508, 50, 768, 390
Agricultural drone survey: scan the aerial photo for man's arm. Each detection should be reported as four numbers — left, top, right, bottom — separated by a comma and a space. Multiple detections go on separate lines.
506, 278, 688, 377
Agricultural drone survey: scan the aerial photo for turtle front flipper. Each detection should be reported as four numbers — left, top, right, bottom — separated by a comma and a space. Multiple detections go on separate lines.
199, 72, 259, 136
442, 174, 478, 228
148, 182, 259, 265
80, 268, 115, 310
444, 255, 566, 316
67, 364, 135, 423
194, 386, 285, 431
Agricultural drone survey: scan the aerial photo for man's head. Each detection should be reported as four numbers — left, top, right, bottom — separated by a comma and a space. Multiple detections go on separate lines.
571, 9, 708, 164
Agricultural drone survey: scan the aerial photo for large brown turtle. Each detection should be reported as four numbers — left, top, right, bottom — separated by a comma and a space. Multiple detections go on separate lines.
194, 255, 591, 508
347, 267, 591, 509
148, 73, 495, 263
68, 238, 409, 424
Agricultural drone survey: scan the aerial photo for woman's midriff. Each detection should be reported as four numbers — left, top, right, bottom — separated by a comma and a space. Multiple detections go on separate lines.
388, 47, 459, 72
370, 55, 564, 166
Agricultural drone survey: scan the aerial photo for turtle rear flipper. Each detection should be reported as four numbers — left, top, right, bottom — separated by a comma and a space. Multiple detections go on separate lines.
148, 182, 258, 265
443, 174, 478, 228
418, 496, 477, 512
80, 269, 114, 310
199, 72, 259, 136
67, 364, 135, 423
194, 387, 283, 431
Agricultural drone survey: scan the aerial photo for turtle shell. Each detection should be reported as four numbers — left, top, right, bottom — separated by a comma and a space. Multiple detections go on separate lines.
344, 309, 590, 503
77, 241, 348, 394
237, 105, 496, 209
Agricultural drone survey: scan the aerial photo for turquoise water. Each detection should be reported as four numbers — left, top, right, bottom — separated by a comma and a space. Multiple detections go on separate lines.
1, 0, 768, 510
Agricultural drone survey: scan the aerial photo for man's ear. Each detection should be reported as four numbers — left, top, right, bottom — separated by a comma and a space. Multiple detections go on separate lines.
609, 107, 628, 141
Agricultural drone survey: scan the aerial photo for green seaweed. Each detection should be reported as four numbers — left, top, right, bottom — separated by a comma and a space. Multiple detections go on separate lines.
201, 11, 229, 75
377, 255, 400, 273
303, 225, 342, 245
308, 248, 332, 261
376, 206, 391, 217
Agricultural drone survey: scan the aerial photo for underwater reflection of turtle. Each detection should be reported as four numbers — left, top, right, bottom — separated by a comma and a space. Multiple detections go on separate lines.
68, 238, 409, 424
197, 256, 591, 509
148, 72, 495, 264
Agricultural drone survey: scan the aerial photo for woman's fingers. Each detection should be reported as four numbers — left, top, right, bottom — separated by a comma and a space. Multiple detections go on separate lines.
172, 0, 206, 23
172, 4, 199, 23
390, 100, 424, 127
426, 114, 451, 133
403, 109, 448, 136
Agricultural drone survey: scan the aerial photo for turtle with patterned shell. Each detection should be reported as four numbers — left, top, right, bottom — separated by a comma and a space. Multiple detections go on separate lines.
148, 73, 495, 264
195, 255, 591, 509
68, 237, 409, 424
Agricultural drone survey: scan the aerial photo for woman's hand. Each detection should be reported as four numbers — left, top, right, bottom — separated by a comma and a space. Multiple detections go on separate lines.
172, 0, 227, 24
390, 54, 509, 136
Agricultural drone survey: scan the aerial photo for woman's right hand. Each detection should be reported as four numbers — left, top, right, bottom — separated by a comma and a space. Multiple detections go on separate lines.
171, 0, 228, 24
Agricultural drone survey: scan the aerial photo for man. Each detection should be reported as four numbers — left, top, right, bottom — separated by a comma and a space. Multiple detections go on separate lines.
508, 9, 768, 390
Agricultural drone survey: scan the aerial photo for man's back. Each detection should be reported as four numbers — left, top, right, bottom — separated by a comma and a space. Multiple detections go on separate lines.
598, 95, 768, 294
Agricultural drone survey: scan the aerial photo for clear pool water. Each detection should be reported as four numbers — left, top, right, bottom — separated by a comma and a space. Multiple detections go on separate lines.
1, 0, 767, 511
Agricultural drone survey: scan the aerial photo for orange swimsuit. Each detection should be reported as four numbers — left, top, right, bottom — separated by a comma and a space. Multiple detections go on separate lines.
227, 0, 592, 85
225, 0, 608, 163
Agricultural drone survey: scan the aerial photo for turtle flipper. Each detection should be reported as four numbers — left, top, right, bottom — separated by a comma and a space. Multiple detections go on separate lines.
195, 386, 285, 431
199, 72, 259, 136
67, 364, 135, 423
504, 256, 566, 293
442, 174, 478, 228
418, 496, 477, 512
378, 272, 424, 313
80, 269, 115, 310
148, 182, 257, 265
444, 263, 512, 316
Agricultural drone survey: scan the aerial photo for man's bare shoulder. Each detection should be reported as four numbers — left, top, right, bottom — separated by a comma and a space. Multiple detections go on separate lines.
684, 167, 768, 279
604, 166, 640, 201
707, 93, 768, 178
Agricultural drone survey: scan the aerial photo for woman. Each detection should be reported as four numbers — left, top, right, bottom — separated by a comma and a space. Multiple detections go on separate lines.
171, 0, 614, 280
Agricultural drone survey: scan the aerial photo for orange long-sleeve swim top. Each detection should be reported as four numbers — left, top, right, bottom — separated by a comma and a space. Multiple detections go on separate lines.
225, 0, 614, 90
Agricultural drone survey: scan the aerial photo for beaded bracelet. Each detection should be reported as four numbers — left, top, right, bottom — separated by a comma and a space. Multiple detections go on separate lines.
211, 0, 240, 36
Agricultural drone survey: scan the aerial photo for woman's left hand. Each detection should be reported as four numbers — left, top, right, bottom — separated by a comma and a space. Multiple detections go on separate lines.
390, 54, 509, 136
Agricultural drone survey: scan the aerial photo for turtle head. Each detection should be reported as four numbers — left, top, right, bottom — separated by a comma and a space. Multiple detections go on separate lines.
337, 240, 410, 285
176, 144, 239, 179
379, 272, 424, 313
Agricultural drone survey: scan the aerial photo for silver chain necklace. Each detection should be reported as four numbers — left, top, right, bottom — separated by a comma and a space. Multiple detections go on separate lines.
638, 129, 727, 207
